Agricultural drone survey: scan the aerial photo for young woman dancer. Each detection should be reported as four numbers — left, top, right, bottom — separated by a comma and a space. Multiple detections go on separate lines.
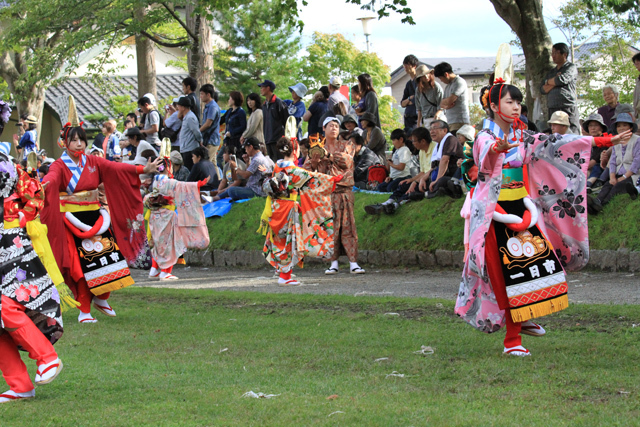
455, 80, 630, 356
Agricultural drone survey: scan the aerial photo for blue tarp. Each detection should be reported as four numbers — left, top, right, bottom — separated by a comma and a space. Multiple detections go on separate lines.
202, 198, 252, 218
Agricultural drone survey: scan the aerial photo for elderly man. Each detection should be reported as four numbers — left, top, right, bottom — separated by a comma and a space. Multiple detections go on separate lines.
540, 42, 580, 134
434, 62, 470, 134
176, 96, 203, 171
259, 79, 289, 162
547, 111, 571, 135
426, 120, 463, 198
304, 117, 365, 275
597, 84, 620, 129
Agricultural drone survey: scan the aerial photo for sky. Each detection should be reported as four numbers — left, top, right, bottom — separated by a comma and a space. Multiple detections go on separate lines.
297, 0, 571, 70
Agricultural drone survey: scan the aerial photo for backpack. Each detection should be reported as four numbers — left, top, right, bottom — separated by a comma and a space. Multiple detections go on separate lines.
141, 110, 164, 140
367, 164, 388, 190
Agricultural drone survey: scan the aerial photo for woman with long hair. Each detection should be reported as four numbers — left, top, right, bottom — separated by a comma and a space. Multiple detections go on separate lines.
221, 91, 247, 154
356, 73, 380, 128
455, 81, 631, 357
241, 92, 264, 145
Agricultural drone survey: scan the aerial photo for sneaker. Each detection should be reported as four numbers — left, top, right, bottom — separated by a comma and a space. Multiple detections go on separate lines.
364, 204, 384, 215
447, 179, 463, 199
383, 202, 398, 214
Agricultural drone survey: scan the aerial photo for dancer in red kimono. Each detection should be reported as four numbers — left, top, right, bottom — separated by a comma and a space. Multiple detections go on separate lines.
0, 120, 64, 403
41, 99, 160, 323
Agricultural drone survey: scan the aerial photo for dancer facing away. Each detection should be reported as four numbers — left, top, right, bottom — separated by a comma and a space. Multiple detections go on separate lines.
144, 140, 211, 281
41, 99, 161, 323
0, 138, 64, 403
455, 81, 630, 356
304, 117, 365, 275
259, 136, 341, 285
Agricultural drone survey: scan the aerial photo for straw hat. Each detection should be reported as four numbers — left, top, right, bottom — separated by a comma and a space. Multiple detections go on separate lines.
547, 111, 570, 127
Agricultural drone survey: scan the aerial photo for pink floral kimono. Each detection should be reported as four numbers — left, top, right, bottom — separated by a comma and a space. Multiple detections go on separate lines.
144, 176, 210, 270
455, 119, 594, 332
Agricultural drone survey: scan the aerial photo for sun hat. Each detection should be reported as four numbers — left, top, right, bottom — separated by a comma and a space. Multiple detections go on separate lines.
170, 150, 183, 165
611, 112, 638, 134
456, 125, 476, 142
24, 115, 38, 124
547, 111, 570, 127
288, 83, 308, 98
581, 113, 608, 134
415, 64, 431, 79
360, 112, 377, 126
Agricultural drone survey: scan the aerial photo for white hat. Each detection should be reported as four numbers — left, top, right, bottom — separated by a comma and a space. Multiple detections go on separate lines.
547, 111, 570, 126
288, 83, 308, 98
323, 116, 341, 127
143, 93, 157, 107
329, 76, 342, 88
456, 125, 476, 142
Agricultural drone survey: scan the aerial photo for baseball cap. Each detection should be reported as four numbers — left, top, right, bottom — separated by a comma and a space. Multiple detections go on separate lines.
329, 76, 342, 88
257, 80, 276, 91
243, 137, 261, 149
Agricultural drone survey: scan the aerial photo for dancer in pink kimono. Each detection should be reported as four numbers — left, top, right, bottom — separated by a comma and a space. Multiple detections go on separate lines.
145, 157, 210, 280
454, 81, 630, 356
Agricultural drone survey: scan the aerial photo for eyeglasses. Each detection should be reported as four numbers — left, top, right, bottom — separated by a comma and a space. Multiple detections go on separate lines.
429, 126, 445, 131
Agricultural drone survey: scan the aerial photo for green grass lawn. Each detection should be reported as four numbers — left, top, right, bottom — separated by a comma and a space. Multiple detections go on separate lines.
207, 192, 640, 253
2, 289, 638, 426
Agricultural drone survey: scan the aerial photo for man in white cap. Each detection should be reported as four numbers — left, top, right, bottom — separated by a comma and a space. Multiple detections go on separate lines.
304, 116, 365, 275
327, 76, 350, 115
547, 110, 571, 135
285, 83, 308, 140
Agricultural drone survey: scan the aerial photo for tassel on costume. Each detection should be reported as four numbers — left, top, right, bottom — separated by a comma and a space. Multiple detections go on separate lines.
55, 282, 81, 313
510, 294, 569, 323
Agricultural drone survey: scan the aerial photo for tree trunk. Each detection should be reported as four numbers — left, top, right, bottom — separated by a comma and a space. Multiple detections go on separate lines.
186, 2, 214, 88
489, 0, 553, 121
135, 7, 157, 100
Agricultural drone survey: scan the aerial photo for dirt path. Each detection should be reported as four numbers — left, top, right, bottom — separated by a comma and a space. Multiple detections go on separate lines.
132, 265, 640, 305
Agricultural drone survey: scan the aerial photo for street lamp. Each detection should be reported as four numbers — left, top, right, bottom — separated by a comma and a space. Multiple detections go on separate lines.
357, 16, 376, 52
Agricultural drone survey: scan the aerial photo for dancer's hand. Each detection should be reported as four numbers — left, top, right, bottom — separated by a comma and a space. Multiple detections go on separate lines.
612, 130, 632, 145
493, 136, 518, 153
143, 157, 163, 174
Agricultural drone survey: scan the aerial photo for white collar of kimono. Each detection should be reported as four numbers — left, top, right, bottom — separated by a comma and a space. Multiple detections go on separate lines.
276, 159, 294, 167
482, 118, 522, 163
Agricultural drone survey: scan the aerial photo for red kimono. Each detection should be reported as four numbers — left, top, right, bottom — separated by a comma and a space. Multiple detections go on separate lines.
41, 155, 148, 308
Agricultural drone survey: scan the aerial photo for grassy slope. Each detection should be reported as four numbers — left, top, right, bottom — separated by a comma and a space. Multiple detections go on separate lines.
2, 290, 638, 426
208, 193, 640, 253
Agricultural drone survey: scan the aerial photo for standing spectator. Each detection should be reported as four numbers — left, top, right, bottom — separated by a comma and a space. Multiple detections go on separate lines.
176, 96, 202, 170
426, 120, 463, 198
213, 137, 273, 201
182, 76, 201, 121
597, 84, 620, 129
377, 129, 412, 193
414, 65, 443, 129
16, 115, 38, 160
434, 62, 470, 134
327, 76, 350, 115
361, 112, 386, 163
285, 82, 307, 140
355, 73, 380, 128
350, 85, 361, 116
102, 120, 121, 161
303, 91, 329, 138
199, 84, 221, 176
540, 42, 580, 134
352, 133, 380, 189
632, 53, 640, 122
241, 93, 264, 144
170, 150, 190, 182
187, 146, 220, 192
221, 90, 247, 159
401, 54, 419, 133
547, 111, 571, 135
163, 98, 182, 152
259, 79, 289, 161
304, 117, 365, 275
138, 96, 161, 149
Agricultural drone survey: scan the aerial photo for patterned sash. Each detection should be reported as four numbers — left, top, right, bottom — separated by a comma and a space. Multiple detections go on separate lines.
61, 152, 86, 194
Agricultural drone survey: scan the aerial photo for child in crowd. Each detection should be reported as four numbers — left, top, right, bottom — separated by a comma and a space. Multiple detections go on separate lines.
377, 129, 412, 192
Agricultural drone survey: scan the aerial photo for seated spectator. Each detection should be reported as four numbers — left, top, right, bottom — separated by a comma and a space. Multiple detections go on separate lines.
595, 113, 639, 207
122, 127, 158, 165
352, 133, 381, 189
342, 114, 363, 137
582, 113, 608, 188
298, 138, 309, 167
377, 129, 412, 192
426, 120, 463, 198
548, 111, 571, 135
520, 104, 538, 132
37, 164, 48, 181
213, 137, 273, 201
214, 145, 247, 195
597, 84, 620, 129
170, 150, 190, 182
364, 127, 433, 214
187, 145, 220, 192
361, 111, 386, 163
